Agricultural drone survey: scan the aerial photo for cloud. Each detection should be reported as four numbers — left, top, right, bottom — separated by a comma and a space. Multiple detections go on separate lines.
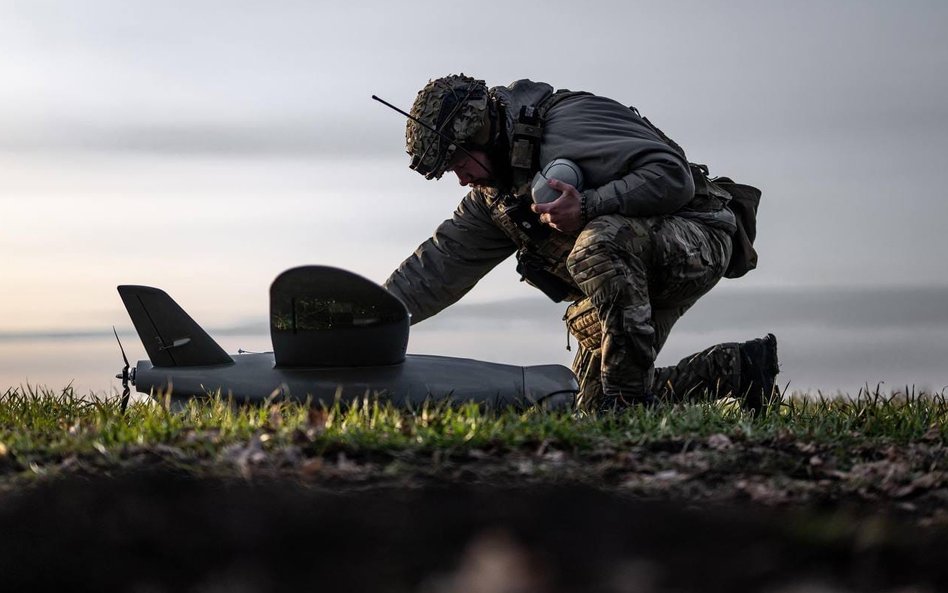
0, 118, 398, 156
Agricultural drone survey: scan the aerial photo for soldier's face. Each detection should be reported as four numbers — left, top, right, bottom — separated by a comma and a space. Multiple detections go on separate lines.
446, 149, 495, 188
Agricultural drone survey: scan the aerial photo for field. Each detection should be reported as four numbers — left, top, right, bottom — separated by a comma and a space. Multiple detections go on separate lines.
1, 386, 946, 592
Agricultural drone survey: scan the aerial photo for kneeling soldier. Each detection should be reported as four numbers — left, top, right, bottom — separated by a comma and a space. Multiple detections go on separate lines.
382, 75, 779, 411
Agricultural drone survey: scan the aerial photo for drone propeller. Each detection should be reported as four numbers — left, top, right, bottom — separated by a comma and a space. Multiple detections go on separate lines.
113, 326, 133, 413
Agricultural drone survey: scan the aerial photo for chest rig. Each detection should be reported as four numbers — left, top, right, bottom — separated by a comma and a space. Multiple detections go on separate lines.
486, 90, 591, 303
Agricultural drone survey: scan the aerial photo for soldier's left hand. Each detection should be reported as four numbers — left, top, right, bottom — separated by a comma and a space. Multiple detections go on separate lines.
531, 178, 584, 233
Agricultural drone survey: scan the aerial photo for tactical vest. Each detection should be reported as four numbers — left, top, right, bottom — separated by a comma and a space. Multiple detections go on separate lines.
487, 90, 591, 303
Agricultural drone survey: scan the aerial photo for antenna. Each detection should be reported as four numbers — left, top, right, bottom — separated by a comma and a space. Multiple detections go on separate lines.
371, 94, 493, 177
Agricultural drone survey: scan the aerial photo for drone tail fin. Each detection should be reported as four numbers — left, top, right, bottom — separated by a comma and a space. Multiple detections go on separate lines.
117, 285, 233, 368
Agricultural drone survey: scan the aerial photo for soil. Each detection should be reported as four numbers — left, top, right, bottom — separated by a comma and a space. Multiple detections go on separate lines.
1, 437, 947, 592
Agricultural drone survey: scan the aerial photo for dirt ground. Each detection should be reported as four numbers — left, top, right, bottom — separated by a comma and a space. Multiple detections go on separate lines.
1, 438, 947, 593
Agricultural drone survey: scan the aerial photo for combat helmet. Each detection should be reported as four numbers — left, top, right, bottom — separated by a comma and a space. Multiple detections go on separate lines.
405, 74, 491, 180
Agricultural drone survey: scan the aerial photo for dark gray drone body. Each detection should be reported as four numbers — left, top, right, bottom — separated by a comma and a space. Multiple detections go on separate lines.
118, 266, 577, 409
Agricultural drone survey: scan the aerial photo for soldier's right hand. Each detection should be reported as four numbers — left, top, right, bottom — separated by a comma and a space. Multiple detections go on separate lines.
531, 178, 583, 233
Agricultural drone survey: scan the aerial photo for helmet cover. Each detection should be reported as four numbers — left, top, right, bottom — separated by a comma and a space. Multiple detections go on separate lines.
405, 74, 489, 180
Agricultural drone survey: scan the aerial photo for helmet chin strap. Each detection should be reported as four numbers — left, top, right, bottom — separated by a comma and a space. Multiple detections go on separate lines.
485, 100, 514, 190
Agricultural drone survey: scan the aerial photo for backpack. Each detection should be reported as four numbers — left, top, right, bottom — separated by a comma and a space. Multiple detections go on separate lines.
633, 110, 761, 279
709, 176, 760, 278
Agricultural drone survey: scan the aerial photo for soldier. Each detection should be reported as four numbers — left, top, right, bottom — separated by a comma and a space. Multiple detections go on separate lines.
382, 74, 779, 412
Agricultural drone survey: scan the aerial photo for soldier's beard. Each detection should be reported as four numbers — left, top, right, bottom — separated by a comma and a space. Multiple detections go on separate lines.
461, 152, 500, 189
453, 141, 507, 189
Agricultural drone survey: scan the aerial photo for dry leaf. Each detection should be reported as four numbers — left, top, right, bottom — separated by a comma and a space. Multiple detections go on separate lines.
308, 408, 329, 432
299, 457, 324, 477
708, 433, 733, 450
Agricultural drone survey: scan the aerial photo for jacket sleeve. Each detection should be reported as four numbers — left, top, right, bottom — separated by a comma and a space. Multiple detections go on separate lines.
540, 95, 695, 220
383, 191, 516, 324
582, 155, 694, 220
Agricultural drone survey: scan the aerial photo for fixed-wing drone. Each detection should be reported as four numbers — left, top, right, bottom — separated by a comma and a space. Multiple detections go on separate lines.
115, 266, 578, 410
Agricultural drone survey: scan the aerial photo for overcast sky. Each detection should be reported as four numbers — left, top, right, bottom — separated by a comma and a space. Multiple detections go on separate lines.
2, 1, 947, 391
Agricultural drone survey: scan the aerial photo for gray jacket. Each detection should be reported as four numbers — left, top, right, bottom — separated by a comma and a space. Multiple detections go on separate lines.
384, 80, 735, 323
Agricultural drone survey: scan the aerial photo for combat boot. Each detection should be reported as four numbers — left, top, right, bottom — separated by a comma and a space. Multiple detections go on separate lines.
738, 333, 779, 414
596, 392, 659, 414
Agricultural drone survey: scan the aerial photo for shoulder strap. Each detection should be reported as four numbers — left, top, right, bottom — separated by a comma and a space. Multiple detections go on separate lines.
509, 90, 591, 192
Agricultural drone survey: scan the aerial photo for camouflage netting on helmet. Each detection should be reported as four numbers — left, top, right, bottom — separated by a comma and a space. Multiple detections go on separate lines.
405, 74, 488, 179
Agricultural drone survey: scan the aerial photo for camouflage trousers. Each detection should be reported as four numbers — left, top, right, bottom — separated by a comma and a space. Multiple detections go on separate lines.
564, 214, 739, 409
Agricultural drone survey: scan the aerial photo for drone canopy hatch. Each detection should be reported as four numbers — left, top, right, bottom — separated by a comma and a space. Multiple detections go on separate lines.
269, 266, 410, 368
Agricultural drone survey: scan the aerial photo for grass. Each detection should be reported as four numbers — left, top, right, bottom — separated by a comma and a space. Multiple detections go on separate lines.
1, 384, 945, 465
1, 384, 946, 523
4, 386, 946, 590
